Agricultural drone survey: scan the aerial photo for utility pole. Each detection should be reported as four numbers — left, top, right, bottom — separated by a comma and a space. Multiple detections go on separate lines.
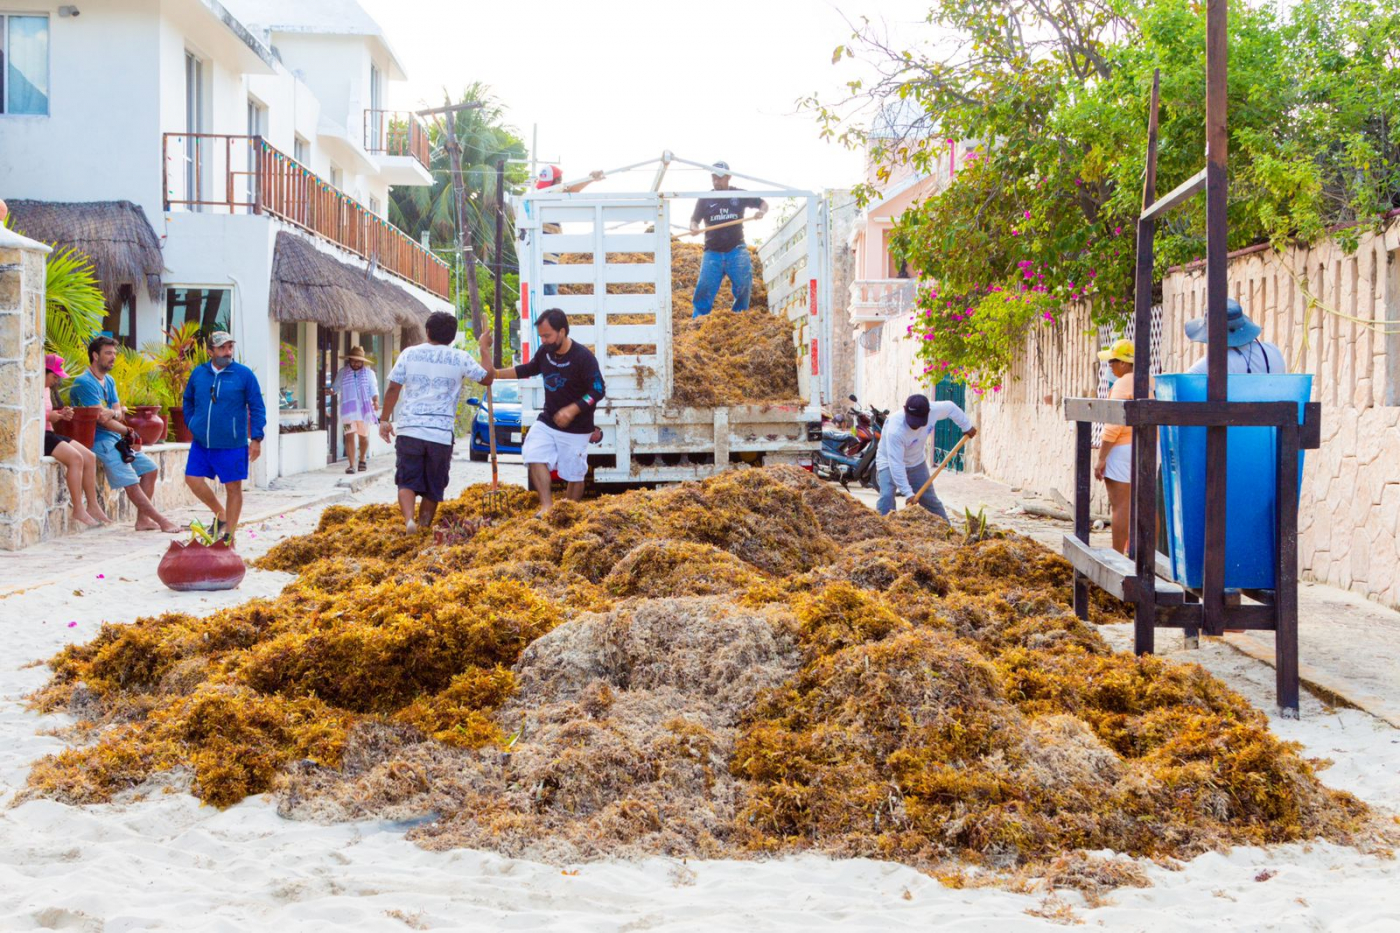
493, 157, 506, 368
418, 100, 485, 336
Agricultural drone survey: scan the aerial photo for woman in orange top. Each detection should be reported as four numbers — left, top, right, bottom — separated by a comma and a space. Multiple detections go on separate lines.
1094, 339, 1135, 555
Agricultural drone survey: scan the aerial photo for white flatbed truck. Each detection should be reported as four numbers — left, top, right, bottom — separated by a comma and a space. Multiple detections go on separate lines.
511, 153, 829, 485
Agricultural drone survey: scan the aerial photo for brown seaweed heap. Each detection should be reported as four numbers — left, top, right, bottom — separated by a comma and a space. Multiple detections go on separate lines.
26, 467, 1370, 878
560, 241, 800, 408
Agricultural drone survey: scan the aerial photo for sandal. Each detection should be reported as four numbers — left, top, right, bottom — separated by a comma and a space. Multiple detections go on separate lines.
345, 462, 356, 474
358, 460, 367, 472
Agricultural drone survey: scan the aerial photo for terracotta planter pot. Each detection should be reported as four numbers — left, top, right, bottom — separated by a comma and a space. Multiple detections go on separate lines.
54, 406, 102, 450
168, 407, 194, 443
157, 539, 247, 591
128, 405, 167, 446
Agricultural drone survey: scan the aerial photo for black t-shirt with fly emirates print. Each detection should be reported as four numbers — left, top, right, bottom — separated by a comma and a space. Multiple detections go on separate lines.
691, 190, 763, 253
516, 339, 606, 434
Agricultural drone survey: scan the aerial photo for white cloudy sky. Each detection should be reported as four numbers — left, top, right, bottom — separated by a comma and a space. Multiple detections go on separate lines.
359, 0, 933, 222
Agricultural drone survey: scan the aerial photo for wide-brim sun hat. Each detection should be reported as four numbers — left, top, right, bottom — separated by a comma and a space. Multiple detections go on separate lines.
345, 346, 371, 363
1184, 298, 1262, 348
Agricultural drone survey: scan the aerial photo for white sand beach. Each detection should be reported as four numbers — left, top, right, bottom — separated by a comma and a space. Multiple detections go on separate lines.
3, 468, 1400, 932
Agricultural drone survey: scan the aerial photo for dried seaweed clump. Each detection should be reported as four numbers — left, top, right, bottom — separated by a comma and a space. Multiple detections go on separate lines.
26, 464, 1373, 881
561, 241, 797, 408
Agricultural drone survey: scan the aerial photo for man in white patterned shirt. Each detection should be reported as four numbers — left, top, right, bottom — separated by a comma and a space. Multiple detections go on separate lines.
379, 312, 493, 532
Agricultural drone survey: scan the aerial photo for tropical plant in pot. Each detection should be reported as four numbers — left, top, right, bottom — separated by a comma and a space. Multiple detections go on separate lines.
111, 349, 168, 445
146, 322, 208, 442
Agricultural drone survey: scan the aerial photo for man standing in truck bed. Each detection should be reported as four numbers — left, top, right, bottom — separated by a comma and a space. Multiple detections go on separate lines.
689, 160, 767, 317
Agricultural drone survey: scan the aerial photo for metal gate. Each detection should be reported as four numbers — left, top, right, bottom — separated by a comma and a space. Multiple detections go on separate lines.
523, 196, 671, 413
932, 377, 966, 471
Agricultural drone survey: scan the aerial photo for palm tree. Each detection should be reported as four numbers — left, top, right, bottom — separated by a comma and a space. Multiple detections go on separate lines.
44, 247, 107, 378
390, 83, 530, 272
2, 216, 108, 379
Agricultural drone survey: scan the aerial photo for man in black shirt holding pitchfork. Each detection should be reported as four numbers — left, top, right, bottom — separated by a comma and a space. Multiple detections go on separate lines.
482, 308, 606, 516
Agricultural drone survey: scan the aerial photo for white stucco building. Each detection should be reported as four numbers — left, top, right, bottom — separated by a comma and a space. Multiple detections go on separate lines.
0, 0, 450, 485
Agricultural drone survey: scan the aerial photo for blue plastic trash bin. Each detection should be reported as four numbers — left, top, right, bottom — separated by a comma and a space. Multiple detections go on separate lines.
1155, 374, 1312, 590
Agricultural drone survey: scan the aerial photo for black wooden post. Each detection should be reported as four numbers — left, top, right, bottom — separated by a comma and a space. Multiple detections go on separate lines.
1202, 0, 1231, 638
1074, 419, 1092, 620
1132, 72, 1162, 655
1275, 420, 1301, 715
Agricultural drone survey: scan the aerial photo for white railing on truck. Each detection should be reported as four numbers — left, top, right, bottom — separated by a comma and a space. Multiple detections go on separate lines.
512, 152, 827, 483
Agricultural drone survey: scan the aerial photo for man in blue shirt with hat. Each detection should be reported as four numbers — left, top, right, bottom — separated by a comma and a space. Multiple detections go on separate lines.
183, 330, 266, 545
1185, 297, 1286, 374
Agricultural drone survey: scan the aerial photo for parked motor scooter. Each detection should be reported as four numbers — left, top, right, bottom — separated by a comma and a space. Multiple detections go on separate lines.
841, 402, 889, 491
817, 395, 878, 483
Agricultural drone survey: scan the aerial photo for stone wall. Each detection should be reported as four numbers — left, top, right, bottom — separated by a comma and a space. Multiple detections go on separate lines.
39, 443, 218, 537
944, 219, 1400, 610
1161, 227, 1400, 608
0, 227, 51, 550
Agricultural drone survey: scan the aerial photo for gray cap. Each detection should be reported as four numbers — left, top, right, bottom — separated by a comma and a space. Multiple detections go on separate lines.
711, 160, 730, 175
208, 331, 235, 347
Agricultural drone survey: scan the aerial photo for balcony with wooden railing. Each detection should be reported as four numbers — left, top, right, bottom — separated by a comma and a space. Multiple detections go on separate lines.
162, 133, 449, 299
849, 278, 921, 322
363, 109, 431, 170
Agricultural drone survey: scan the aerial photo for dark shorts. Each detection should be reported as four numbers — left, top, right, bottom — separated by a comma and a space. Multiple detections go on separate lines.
395, 435, 453, 502
186, 440, 249, 483
44, 431, 63, 457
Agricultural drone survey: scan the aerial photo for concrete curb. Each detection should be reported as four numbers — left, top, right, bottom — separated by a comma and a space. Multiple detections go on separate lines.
1223, 632, 1400, 729
0, 481, 373, 602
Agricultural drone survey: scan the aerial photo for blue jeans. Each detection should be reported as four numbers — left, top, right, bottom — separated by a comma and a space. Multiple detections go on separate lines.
691, 247, 753, 317
543, 258, 558, 296
876, 462, 949, 521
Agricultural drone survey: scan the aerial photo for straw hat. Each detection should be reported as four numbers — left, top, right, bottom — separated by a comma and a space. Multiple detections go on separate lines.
345, 346, 371, 363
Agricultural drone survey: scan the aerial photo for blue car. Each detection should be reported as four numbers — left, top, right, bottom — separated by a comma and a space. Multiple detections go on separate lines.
467, 382, 523, 460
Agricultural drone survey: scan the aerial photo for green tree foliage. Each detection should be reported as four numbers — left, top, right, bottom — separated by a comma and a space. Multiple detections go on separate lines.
42, 247, 108, 378
813, 0, 1400, 391
389, 83, 530, 276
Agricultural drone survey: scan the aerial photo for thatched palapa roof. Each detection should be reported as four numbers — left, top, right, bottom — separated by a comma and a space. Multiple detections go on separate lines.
270, 232, 431, 338
5, 200, 164, 305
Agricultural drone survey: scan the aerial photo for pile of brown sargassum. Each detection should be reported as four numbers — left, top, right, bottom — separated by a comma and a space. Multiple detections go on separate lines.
26, 467, 1372, 885
559, 240, 800, 407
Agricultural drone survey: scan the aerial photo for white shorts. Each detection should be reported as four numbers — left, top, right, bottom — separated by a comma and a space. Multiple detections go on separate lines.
1103, 443, 1132, 483
522, 420, 590, 482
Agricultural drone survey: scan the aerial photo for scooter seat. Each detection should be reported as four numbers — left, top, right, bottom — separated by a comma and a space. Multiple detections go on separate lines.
821, 428, 851, 442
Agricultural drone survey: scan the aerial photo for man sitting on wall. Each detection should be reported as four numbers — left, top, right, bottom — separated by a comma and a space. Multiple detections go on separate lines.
183, 331, 266, 546
69, 336, 182, 533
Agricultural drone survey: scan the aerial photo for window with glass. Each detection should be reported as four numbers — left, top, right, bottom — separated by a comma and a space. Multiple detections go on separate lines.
102, 285, 137, 350
294, 136, 310, 165
278, 322, 303, 409
166, 287, 231, 343
2, 14, 49, 115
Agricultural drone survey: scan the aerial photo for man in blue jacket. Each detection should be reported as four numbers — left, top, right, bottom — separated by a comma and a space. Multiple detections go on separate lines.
183, 331, 266, 545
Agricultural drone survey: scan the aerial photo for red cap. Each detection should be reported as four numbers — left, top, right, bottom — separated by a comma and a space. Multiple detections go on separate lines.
535, 165, 563, 190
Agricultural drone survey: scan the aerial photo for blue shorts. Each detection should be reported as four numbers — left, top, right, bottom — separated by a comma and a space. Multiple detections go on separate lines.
92, 431, 157, 489
186, 441, 249, 483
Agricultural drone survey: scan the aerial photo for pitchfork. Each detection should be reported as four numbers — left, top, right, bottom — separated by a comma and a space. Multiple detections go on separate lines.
482, 383, 506, 521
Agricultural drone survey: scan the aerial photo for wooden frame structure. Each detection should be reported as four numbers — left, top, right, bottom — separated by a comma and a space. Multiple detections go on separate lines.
1062, 0, 1321, 716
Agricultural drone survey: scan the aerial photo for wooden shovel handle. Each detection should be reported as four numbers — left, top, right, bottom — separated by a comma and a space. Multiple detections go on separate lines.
906, 433, 972, 507
674, 215, 751, 238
